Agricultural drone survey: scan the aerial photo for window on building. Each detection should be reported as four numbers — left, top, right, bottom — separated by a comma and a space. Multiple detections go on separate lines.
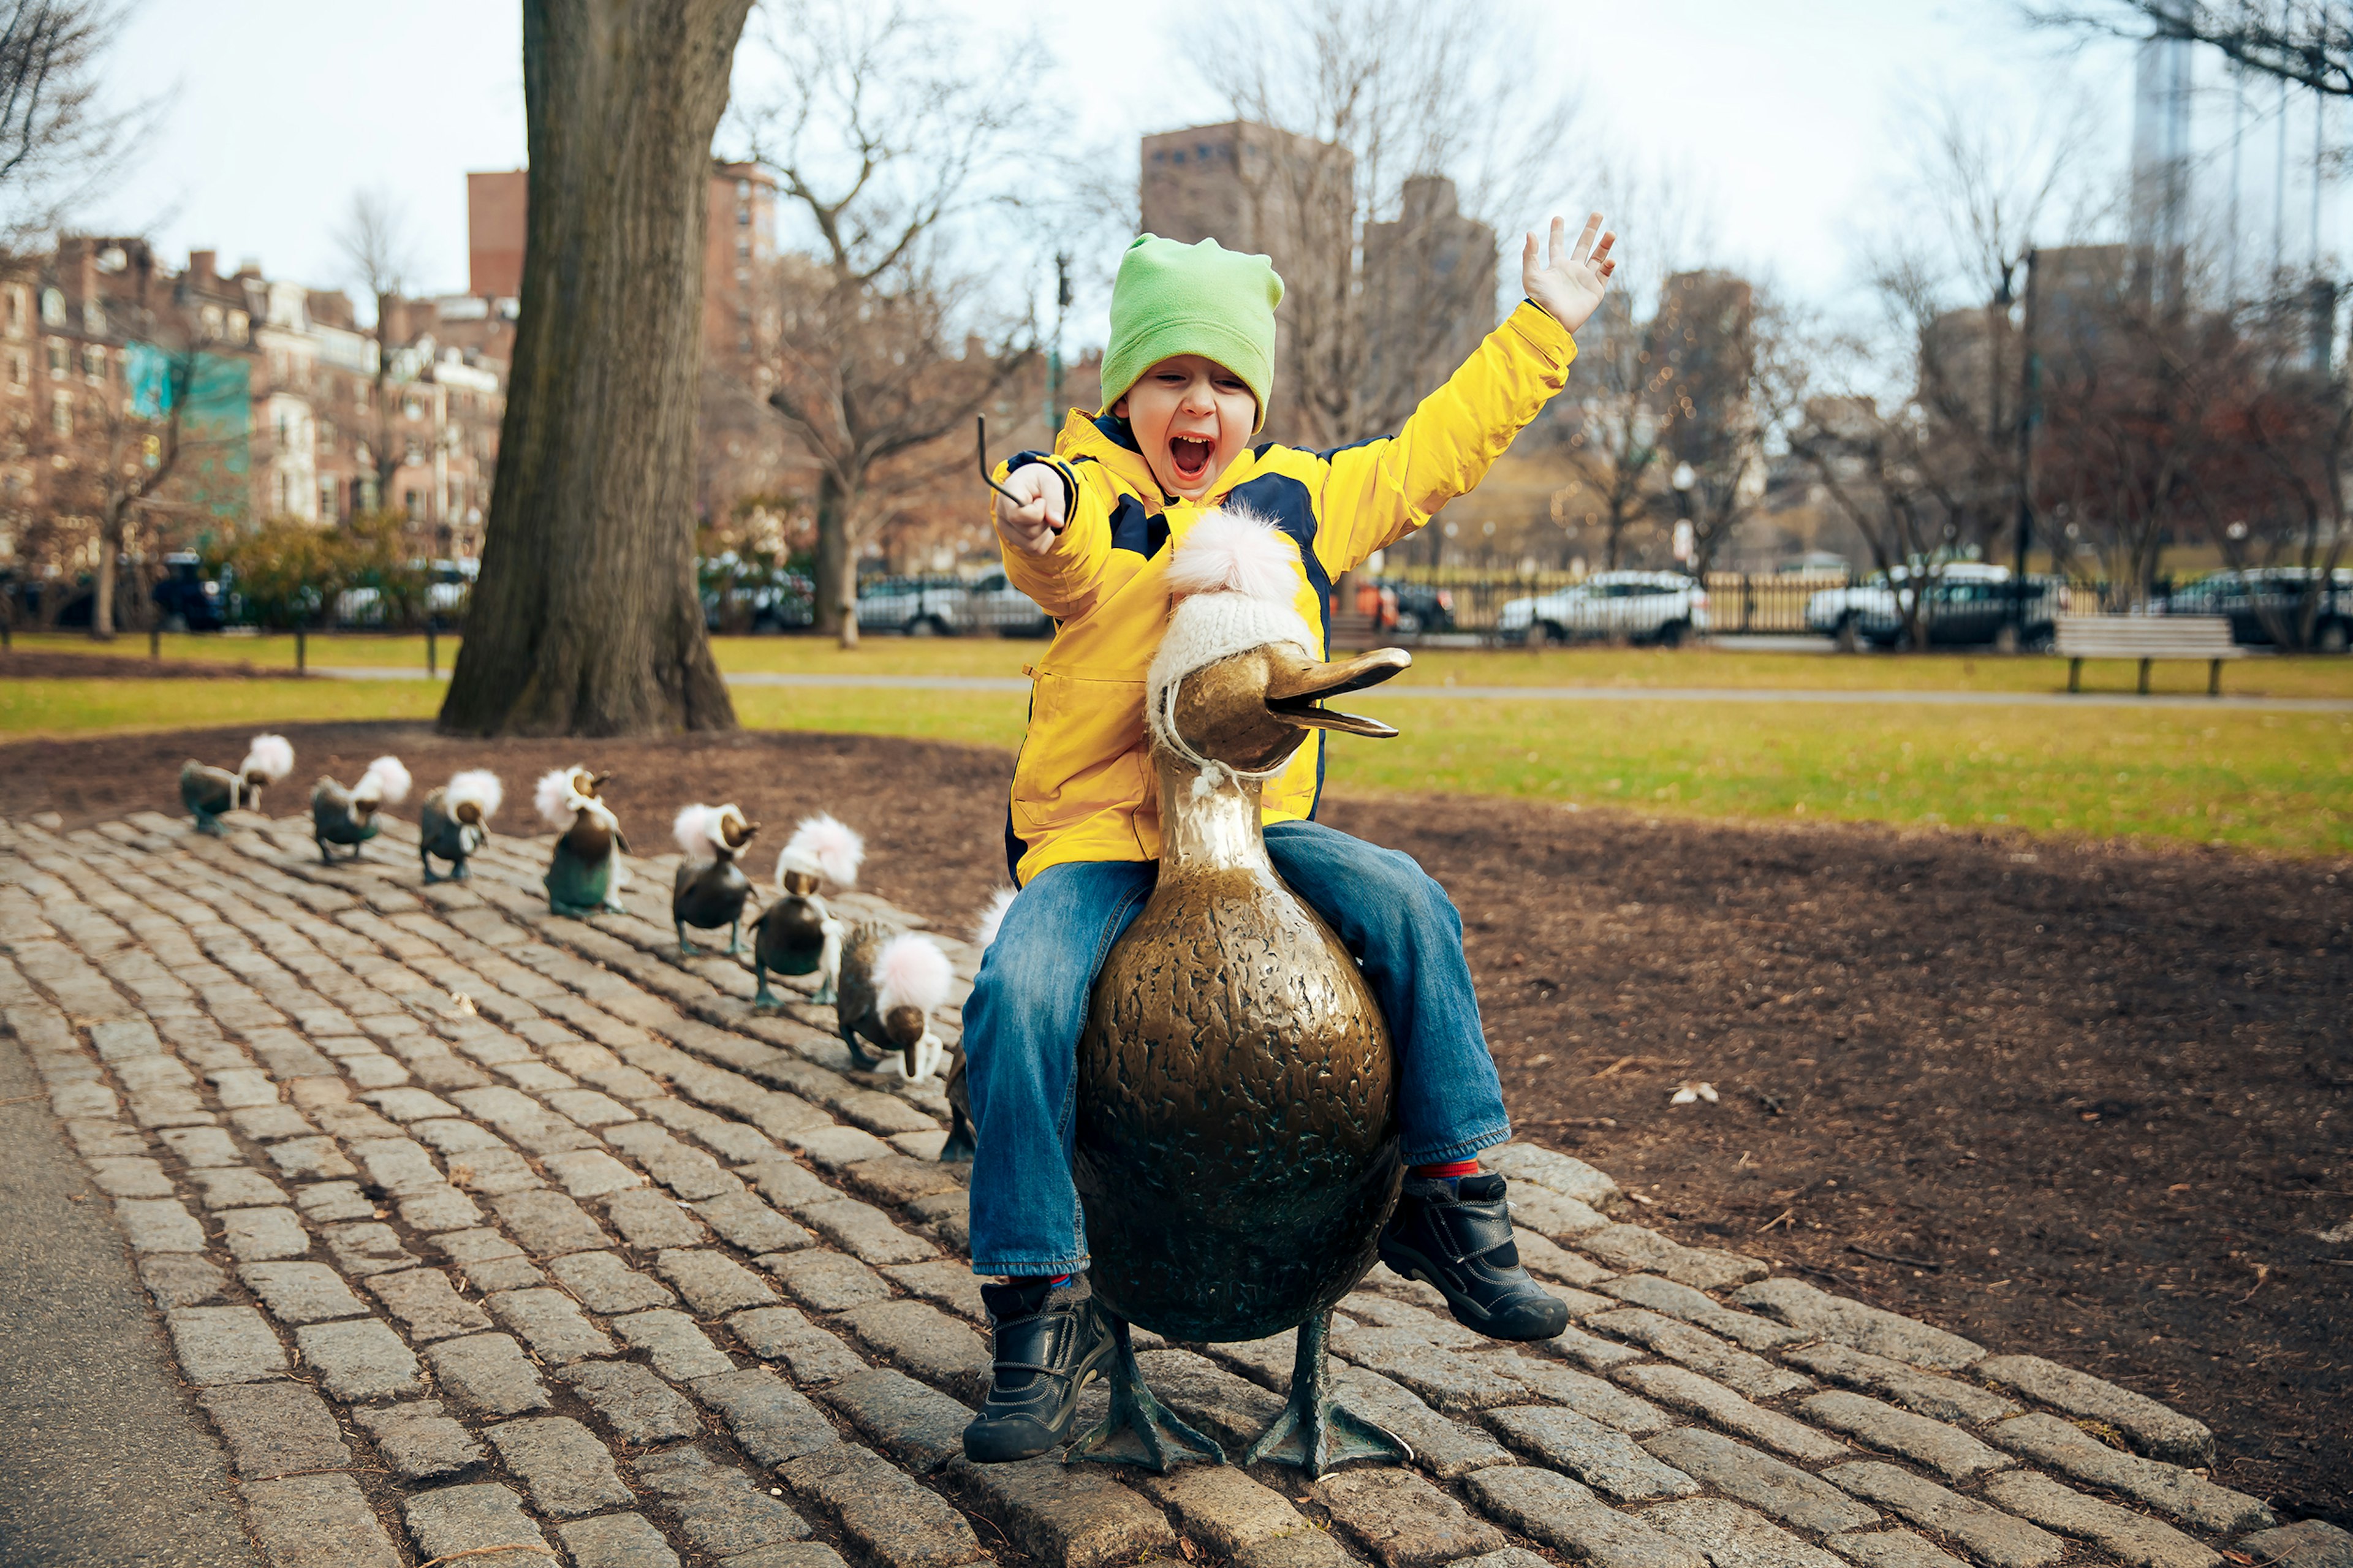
737, 235, 751, 258
4, 287, 23, 337
200, 305, 222, 339
82, 299, 105, 336
82, 345, 105, 382
320, 476, 339, 517
39, 288, 64, 327
736, 178, 750, 200
51, 389, 70, 435
403, 487, 420, 519
227, 309, 248, 337
9, 349, 26, 387
403, 397, 422, 422
45, 341, 64, 376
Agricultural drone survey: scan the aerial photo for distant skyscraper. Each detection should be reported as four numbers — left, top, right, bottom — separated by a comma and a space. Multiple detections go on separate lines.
2129, 4, 2192, 299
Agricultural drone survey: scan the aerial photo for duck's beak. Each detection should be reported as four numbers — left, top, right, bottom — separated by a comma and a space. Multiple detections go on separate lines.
1264, 646, 1411, 739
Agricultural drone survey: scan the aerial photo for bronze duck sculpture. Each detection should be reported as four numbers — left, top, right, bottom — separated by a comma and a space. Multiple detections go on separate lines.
671, 803, 760, 955
834, 927, 953, 1081
535, 766, 628, 917
179, 733, 294, 836
309, 756, 411, 863
751, 814, 862, 1008
1067, 513, 1415, 1477
419, 769, 502, 883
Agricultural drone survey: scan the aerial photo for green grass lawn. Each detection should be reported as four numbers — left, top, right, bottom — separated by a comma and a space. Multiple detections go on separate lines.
733, 684, 2353, 857
22, 629, 2353, 698
0, 678, 444, 736
8, 654, 2349, 857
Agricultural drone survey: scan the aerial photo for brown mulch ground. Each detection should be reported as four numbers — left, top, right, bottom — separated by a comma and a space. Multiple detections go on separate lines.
0, 648, 309, 680
4, 720, 2346, 1526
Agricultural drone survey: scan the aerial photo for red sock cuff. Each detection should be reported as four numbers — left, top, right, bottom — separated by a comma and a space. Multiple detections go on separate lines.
1412, 1160, 1480, 1178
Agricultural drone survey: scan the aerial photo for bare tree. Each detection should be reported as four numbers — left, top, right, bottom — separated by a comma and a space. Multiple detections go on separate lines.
77, 337, 225, 637
333, 187, 422, 521
1198, 0, 1581, 447
440, 0, 751, 738
2029, 1, 2353, 96
0, 1, 138, 256
734, 0, 1044, 645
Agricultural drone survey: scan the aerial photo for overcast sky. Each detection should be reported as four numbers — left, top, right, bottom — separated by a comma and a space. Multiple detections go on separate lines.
88, 1, 2145, 336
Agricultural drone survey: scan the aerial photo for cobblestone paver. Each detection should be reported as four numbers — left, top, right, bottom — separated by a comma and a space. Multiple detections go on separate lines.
0, 806, 2325, 1568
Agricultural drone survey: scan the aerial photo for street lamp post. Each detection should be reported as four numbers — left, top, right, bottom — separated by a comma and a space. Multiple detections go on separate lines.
1671, 461, 1696, 574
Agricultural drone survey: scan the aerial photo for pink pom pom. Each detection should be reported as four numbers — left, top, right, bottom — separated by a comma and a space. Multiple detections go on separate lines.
1164, 507, 1300, 604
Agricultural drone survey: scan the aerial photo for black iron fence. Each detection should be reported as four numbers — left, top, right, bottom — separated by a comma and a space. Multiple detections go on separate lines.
1371, 572, 1852, 639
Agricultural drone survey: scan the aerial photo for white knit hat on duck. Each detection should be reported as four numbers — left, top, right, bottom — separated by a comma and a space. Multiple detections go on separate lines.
1145, 509, 1317, 779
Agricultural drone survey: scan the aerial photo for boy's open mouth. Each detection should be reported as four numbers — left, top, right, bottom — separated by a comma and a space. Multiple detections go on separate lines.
1168, 434, 1214, 486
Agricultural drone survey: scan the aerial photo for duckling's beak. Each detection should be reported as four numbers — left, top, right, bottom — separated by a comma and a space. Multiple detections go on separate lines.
1264, 646, 1411, 739
589, 771, 614, 793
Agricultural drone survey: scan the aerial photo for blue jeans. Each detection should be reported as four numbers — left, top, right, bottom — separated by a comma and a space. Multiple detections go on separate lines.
962, 819, 1513, 1276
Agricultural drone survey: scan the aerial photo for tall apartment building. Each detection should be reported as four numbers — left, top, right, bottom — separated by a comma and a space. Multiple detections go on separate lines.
466, 161, 784, 521
0, 235, 509, 582
1360, 174, 1496, 428
1141, 124, 1499, 443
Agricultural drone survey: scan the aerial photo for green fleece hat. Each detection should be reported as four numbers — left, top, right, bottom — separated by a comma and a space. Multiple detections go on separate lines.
1101, 234, 1285, 432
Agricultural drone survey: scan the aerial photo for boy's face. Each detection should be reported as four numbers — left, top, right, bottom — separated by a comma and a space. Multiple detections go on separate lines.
1113, 354, 1257, 502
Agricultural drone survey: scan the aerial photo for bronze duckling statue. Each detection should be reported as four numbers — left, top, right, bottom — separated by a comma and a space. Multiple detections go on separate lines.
535, 765, 629, 917
1066, 513, 1416, 1477
834, 927, 953, 1081
672, 802, 760, 955
179, 733, 294, 836
309, 756, 411, 862
751, 813, 862, 1008
419, 769, 502, 883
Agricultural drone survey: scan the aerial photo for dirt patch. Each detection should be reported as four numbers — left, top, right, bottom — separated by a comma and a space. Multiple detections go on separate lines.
0, 649, 308, 680
6, 720, 2346, 1523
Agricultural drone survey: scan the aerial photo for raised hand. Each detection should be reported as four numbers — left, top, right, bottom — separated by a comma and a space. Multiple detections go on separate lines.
993, 464, 1066, 555
1523, 213, 1617, 335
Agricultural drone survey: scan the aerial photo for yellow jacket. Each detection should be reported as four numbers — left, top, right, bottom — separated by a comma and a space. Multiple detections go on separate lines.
995, 300, 1577, 884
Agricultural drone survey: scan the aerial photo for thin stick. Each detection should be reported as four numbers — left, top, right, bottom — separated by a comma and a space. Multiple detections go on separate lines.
415, 1546, 558, 1567
1847, 1243, 1941, 1270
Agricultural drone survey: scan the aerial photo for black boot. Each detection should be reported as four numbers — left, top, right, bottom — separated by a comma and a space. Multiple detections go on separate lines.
1377, 1172, 1569, 1341
962, 1273, 1116, 1463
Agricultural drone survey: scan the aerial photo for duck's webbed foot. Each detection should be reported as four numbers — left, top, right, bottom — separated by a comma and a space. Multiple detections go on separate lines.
938, 1108, 975, 1164
677, 920, 702, 956
726, 918, 748, 958
1242, 1311, 1411, 1477
317, 837, 333, 865
1067, 1319, 1224, 1472
839, 1030, 881, 1071
192, 812, 225, 838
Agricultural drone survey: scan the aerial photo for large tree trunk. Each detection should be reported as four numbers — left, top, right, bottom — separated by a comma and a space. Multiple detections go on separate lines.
91, 517, 120, 640
813, 468, 853, 642
440, 0, 749, 737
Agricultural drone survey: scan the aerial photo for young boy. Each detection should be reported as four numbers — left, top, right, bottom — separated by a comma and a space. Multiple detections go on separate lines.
961, 215, 1617, 1463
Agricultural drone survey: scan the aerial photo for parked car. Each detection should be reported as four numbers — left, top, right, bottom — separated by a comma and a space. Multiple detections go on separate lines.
852, 572, 1051, 636
1496, 570, 1709, 646
2165, 567, 2353, 653
703, 567, 814, 633
335, 559, 477, 630
1805, 562, 2052, 650
152, 551, 227, 632
854, 576, 968, 636
958, 570, 1053, 636
1375, 579, 1455, 635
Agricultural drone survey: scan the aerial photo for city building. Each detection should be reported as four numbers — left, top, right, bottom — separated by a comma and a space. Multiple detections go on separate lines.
466, 161, 786, 524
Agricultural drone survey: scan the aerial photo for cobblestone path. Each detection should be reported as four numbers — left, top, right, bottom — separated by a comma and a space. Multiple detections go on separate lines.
2, 807, 2343, 1568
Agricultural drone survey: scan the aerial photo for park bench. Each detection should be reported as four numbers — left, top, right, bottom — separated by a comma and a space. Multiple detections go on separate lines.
2054, 614, 2243, 695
